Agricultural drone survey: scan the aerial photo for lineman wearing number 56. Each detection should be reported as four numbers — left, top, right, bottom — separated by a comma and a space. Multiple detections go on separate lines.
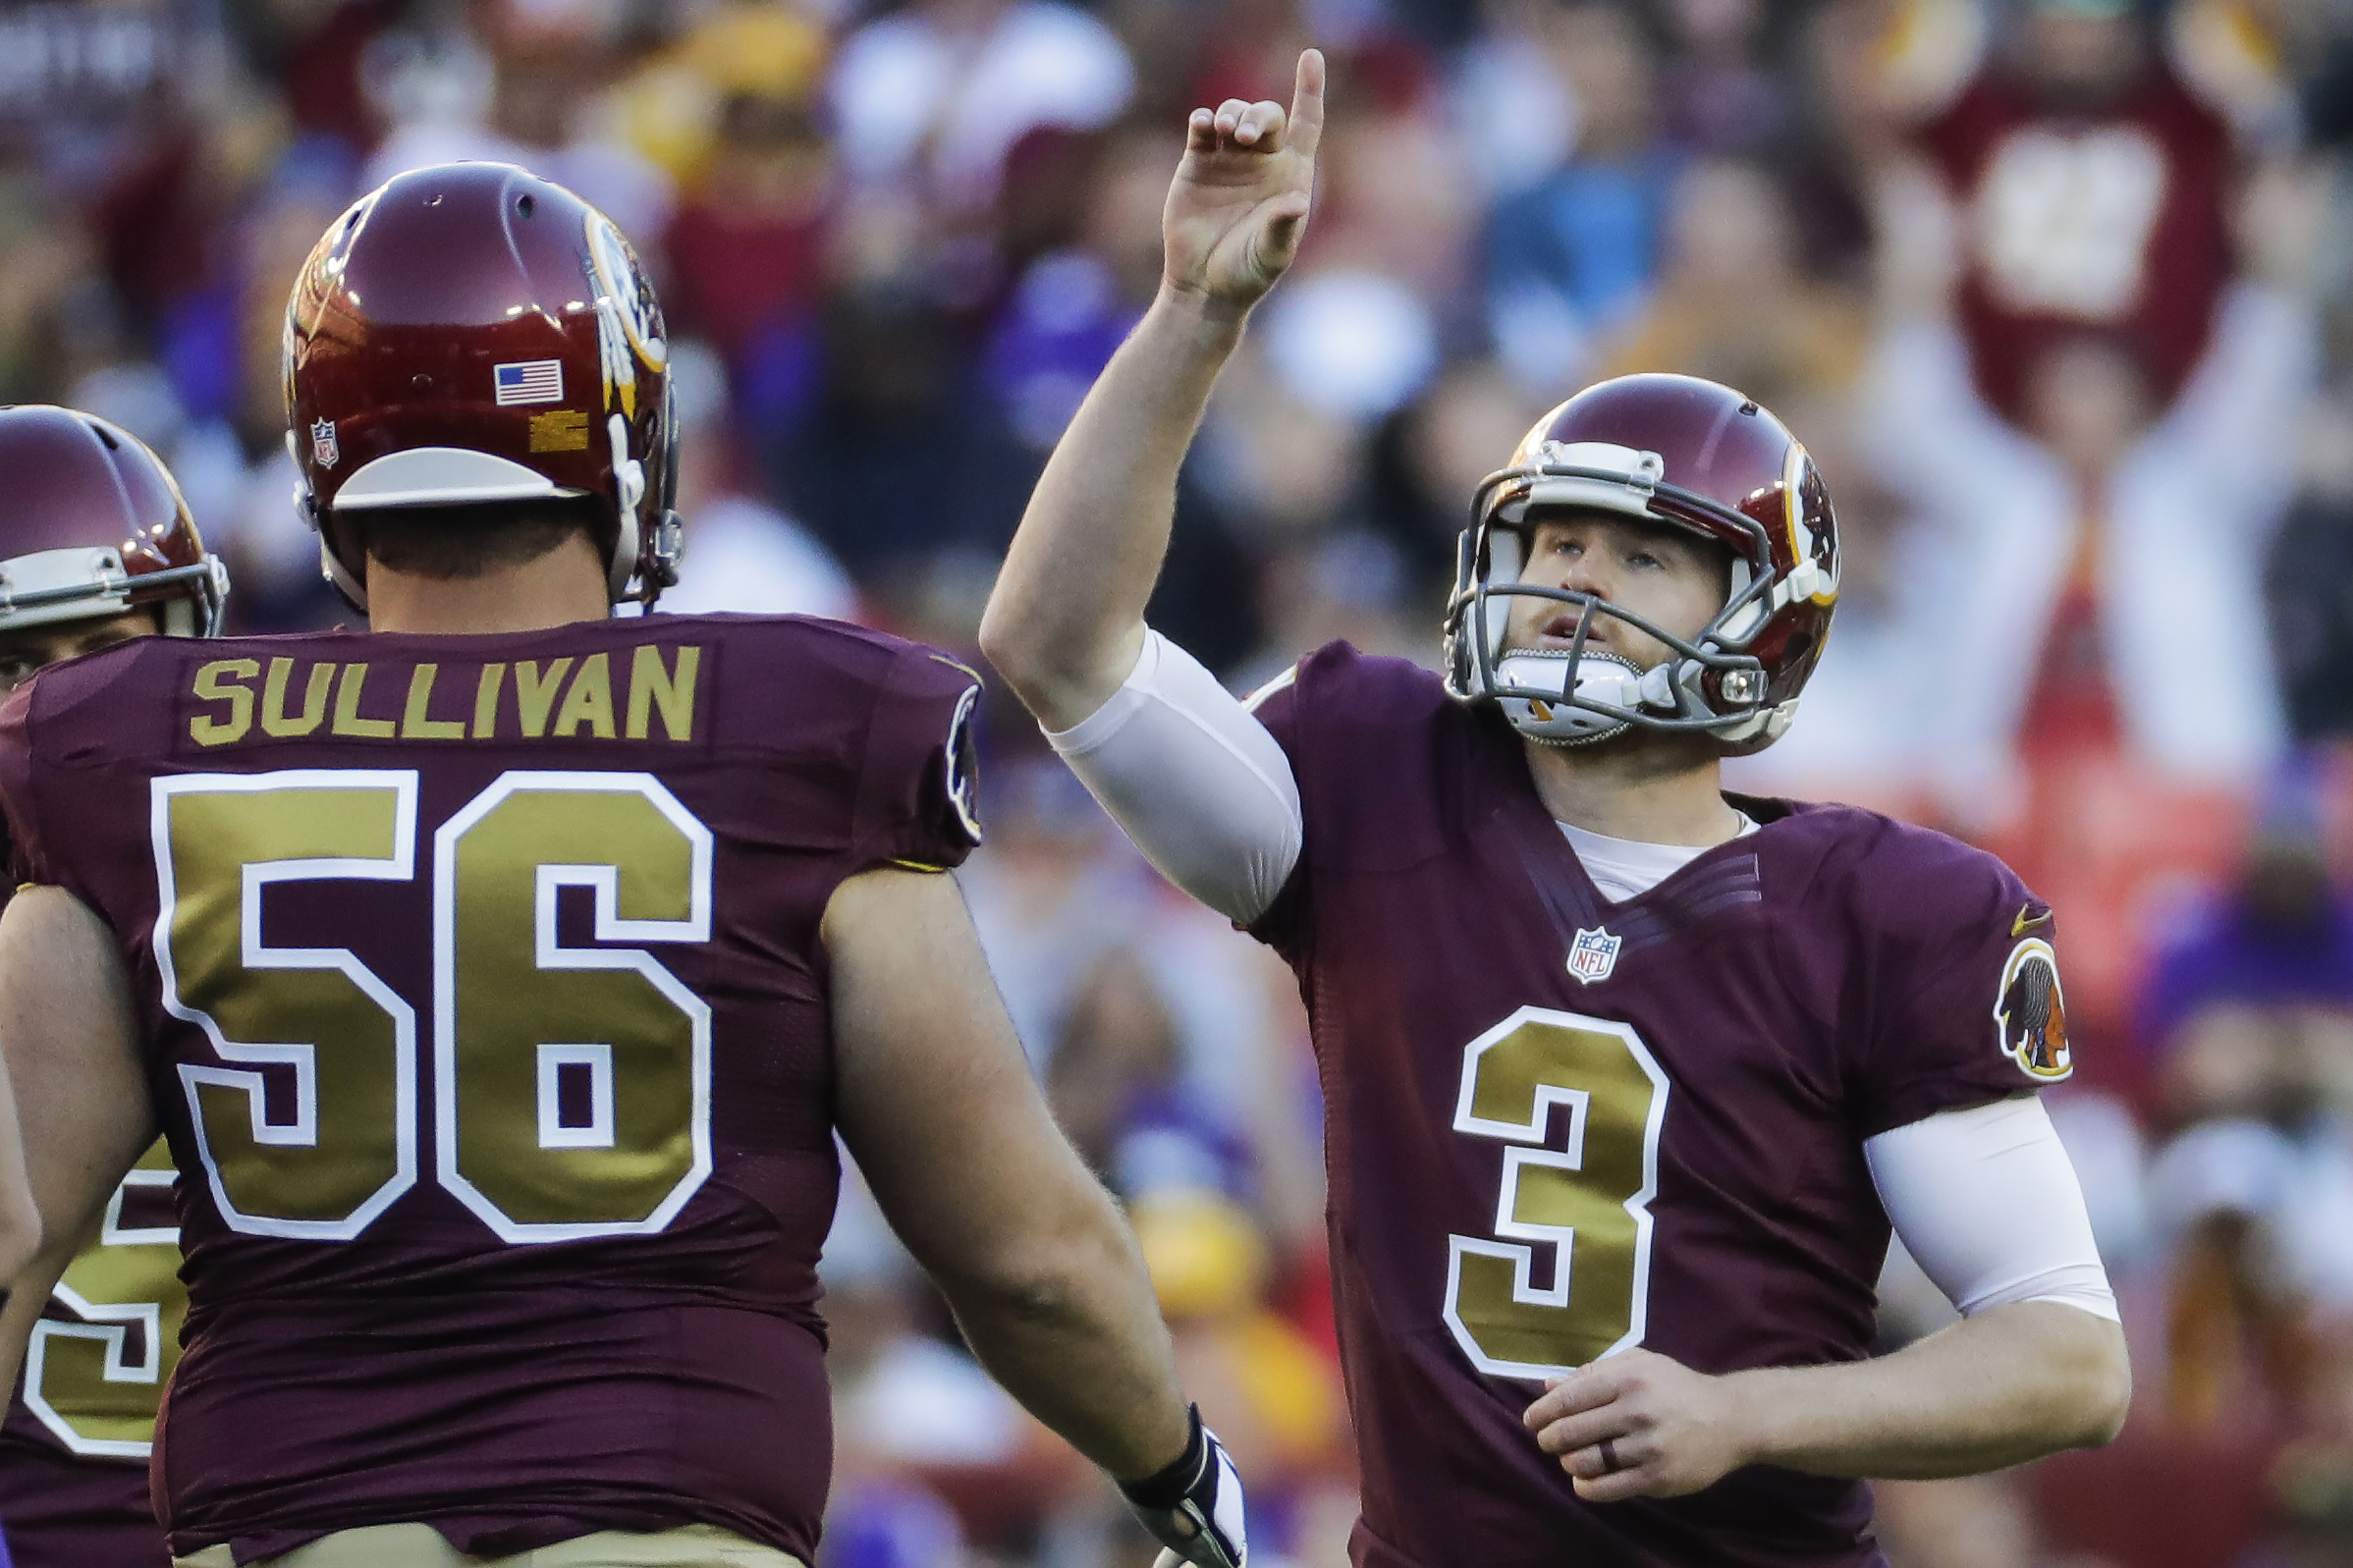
978, 50, 2131, 1568
0, 163, 1245, 1568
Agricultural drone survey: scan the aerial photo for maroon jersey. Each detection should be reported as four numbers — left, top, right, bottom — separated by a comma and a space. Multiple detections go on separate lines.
1919, 65, 2233, 423
0, 1143, 182, 1568
1247, 645, 2072, 1568
0, 613, 983, 1565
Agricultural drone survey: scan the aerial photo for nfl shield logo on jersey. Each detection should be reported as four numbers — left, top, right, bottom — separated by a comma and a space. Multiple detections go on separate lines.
310, 418, 339, 468
1566, 926, 1621, 985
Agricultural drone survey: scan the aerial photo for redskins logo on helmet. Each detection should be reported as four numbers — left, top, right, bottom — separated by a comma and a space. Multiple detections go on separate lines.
0, 405, 228, 640
1442, 373, 1837, 753
1995, 937, 2071, 1082
284, 163, 681, 611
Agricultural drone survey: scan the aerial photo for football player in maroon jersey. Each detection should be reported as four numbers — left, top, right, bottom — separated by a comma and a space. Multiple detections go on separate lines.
980, 52, 2132, 1568
0, 406, 229, 1568
0, 166, 1243, 1568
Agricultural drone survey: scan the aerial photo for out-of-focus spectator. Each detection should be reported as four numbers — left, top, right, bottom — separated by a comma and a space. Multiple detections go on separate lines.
634, 1, 836, 447
1910, 0, 2238, 428
1180, 0, 1327, 118
1247, 530, 1432, 687
1258, 268, 1440, 423
1047, 948, 1252, 1203
1483, 0, 1678, 394
1600, 155, 1868, 409
0, 0, 179, 143
2141, 792, 2353, 1098
825, 0, 1132, 214
1722, 396, 1956, 814
236, 0, 391, 155
658, 340, 858, 621
364, 0, 672, 243
2149, 1123, 2345, 1416
1308, 39, 1474, 303
91, 73, 292, 345
0, 175, 95, 406
661, 89, 832, 369
1194, 348, 1365, 547
615, 1, 829, 186
1775, 0, 1916, 289
68, 140, 359, 632
1654, 0, 1784, 155
2127, 788, 2353, 1568
763, 277, 1039, 638
1447, 0, 1582, 203
2270, 392, 2353, 740
983, 127, 1160, 454
1864, 274, 2312, 796
1363, 354, 1548, 585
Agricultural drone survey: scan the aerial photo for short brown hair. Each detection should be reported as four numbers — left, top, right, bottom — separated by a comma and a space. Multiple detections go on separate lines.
333, 498, 608, 582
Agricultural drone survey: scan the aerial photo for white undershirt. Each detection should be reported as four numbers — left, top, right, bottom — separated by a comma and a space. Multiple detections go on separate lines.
1045, 630, 2118, 1325
1559, 815, 1759, 903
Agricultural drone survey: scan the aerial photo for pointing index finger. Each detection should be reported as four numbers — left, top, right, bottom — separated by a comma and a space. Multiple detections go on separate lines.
1287, 48, 1327, 161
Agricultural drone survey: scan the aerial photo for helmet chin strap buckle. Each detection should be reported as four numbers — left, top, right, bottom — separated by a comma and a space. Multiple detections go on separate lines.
1491, 648, 1669, 745
650, 509, 684, 588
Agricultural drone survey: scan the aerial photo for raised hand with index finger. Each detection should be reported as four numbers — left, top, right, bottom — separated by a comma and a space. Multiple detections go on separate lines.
1164, 49, 1326, 315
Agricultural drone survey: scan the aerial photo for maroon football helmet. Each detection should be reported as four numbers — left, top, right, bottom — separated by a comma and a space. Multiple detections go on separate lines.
1442, 373, 1836, 754
285, 162, 680, 609
0, 405, 227, 640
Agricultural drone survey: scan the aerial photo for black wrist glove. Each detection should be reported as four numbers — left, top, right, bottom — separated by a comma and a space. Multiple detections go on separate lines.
1117, 1403, 1248, 1568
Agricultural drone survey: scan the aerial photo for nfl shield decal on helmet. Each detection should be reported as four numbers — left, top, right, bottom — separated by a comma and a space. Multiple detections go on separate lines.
310, 418, 339, 468
1995, 938, 2071, 1081
1567, 926, 1622, 985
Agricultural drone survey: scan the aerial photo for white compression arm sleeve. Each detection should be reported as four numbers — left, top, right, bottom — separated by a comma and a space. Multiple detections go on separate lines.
1045, 630, 1304, 925
1864, 1096, 2118, 1323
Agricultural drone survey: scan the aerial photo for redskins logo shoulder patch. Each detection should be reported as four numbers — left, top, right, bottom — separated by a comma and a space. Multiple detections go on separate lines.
943, 679, 983, 847
1994, 936, 2070, 1082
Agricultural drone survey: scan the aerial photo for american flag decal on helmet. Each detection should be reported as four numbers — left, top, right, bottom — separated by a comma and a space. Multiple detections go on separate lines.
494, 359, 565, 406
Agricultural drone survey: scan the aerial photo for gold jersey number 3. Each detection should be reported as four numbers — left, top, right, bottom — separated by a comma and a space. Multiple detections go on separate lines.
153, 769, 714, 1244
1444, 1006, 1670, 1379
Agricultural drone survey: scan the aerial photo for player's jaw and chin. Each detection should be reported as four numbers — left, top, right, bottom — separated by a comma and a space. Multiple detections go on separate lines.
1496, 512, 1732, 758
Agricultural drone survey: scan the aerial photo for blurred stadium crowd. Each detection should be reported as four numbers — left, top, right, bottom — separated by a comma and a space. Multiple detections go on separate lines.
3, 0, 2352, 1562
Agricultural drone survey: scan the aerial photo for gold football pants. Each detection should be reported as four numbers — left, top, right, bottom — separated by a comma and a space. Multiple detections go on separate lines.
175, 1522, 809, 1568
